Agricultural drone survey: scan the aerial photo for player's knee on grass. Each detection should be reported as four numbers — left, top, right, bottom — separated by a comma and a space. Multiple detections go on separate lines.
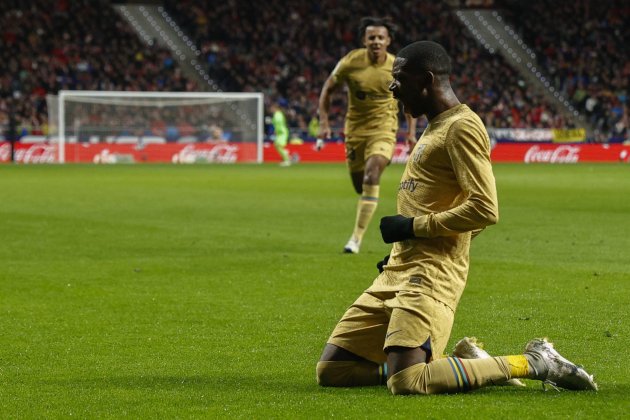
316, 361, 384, 387
388, 356, 514, 395
387, 360, 464, 395
316, 361, 338, 387
387, 363, 431, 395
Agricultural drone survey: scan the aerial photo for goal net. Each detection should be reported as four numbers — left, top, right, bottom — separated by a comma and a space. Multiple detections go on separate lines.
48, 91, 264, 163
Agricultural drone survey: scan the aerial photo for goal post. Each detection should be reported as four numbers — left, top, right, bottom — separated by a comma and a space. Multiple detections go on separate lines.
52, 90, 264, 163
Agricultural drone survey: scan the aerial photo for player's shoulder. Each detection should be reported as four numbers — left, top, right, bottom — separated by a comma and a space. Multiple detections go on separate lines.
341, 48, 368, 63
438, 104, 475, 123
452, 105, 485, 129
447, 105, 490, 144
334, 49, 368, 76
378, 52, 396, 71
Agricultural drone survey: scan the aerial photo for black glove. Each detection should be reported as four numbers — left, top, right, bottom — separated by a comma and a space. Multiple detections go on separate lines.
380, 215, 415, 244
376, 254, 390, 273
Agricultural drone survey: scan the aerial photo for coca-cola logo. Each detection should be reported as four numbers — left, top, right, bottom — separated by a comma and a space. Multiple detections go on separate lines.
524, 145, 580, 163
172, 144, 239, 164
9, 144, 58, 163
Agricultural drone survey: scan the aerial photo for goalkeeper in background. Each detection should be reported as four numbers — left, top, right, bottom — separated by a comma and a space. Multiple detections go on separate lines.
270, 100, 292, 167
317, 16, 416, 254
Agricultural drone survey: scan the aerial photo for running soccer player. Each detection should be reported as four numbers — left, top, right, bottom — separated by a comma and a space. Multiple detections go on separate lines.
317, 16, 416, 254
270, 100, 292, 167
316, 41, 597, 395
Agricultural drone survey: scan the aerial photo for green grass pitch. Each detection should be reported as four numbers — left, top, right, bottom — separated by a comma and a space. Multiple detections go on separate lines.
0, 163, 628, 418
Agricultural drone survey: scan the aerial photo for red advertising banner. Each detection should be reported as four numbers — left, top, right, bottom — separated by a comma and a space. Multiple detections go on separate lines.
0, 142, 257, 164
266, 142, 630, 164
490, 143, 630, 163
2, 141, 629, 164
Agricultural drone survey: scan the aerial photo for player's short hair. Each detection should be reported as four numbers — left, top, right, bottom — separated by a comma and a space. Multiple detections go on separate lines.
358, 16, 397, 41
397, 41, 452, 75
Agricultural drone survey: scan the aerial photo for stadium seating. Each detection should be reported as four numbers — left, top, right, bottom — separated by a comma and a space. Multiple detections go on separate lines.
163, 0, 587, 135
1, 0, 626, 142
0, 0, 197, 136
497, 0, 629, 142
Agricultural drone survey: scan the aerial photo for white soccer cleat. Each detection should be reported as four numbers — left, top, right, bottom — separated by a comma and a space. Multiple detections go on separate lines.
343, 237, 360, 254
453, 337, 526, 387
453, 336, 490, 359
279, 160, 291, 167
524, 338, 598, 391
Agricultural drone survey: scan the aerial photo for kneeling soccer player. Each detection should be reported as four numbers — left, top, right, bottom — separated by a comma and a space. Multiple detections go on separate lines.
316, 40, 597, 395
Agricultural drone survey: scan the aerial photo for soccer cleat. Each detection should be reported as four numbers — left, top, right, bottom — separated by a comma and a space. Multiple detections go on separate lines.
279, 160, 291, 167
453, 337, 526, 387
452, 336, 490, 359
343, 237, 360, 254
524, 338, 598, 391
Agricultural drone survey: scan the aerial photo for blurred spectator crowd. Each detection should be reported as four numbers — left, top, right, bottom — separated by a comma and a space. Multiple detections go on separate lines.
0, 0, 196, 137
1, 0, 627, 142
499, 0, 629, 142
164, 0, 616, 139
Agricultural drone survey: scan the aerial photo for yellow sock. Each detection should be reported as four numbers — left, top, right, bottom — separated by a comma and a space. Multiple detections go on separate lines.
352, 184, 379, 243
506, 355, 529, 377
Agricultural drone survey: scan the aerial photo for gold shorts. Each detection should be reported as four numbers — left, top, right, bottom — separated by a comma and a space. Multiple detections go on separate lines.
345, 135, 396, 173
327, 288, 454, 364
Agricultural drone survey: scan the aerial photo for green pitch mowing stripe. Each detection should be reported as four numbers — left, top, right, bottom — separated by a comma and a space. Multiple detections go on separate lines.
0, 163, 628, 418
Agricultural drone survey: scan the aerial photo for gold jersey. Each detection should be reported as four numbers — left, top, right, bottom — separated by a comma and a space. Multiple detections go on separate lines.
331, 48, 399, 138
378, 104, 498, 311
